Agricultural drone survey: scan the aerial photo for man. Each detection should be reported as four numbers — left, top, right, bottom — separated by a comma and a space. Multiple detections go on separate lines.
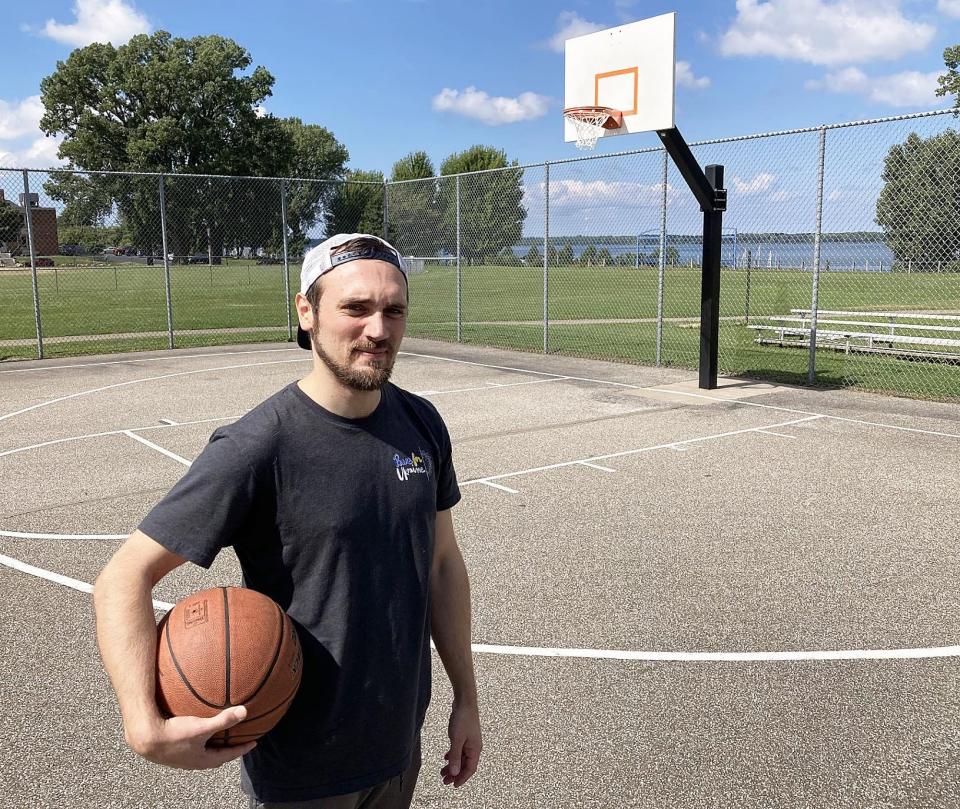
93, 233, 482, 808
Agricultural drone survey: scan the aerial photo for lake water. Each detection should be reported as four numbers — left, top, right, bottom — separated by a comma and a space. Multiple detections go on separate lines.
514, 239, 901, 271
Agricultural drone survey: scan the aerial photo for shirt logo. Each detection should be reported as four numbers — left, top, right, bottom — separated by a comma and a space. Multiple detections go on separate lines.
393, 448, 432, 482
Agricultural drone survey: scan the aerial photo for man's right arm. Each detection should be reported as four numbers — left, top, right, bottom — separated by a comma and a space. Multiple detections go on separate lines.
93, 529, 254, 770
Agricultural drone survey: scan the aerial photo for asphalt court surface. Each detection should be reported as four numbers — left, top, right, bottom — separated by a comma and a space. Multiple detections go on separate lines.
1, 338, 959, 808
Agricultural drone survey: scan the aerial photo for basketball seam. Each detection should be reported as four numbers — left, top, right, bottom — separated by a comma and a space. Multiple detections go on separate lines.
239, 601, 286, 705
215, 683, 301, 743
164, 606, 222, 711
223, 587, 232, 745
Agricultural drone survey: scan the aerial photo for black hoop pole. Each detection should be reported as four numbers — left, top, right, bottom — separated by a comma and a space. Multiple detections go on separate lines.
655, 128, 727, 390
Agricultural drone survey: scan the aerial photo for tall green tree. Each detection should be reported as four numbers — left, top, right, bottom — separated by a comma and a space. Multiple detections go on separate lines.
282, 118, 350, 255
324, 170, 385, 237
876, 130, 960, 268
388, 151, 439, 255
440, 146, 526, 263
39, 32, 347, 261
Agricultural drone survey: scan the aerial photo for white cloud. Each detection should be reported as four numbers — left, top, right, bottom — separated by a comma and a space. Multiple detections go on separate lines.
529, 179, 681, 208
676, 61, 711, 89
720, 0, 935, 66
807, 66, 945, 107
0, 136, 64, 169
0, 96, 45, 141
0, 95, 64, 169
432, 87, 550, 126
547, 11, 606, 53
938, 0, 960, 18
730, 172, 776, 194
41, 0, 150, 47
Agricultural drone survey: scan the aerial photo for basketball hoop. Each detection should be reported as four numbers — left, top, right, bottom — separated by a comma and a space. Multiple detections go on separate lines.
563, 106, 624, 150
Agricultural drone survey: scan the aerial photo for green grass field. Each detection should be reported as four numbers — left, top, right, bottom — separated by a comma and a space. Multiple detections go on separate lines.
2, 261, 958, 400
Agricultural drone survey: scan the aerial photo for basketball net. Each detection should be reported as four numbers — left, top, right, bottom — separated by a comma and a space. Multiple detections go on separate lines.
565, 110, 610, 150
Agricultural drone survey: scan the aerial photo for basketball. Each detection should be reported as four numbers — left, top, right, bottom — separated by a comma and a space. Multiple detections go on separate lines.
156, 586, 303, 747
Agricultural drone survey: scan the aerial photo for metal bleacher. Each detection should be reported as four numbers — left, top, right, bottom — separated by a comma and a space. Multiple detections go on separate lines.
748, 310, 960, 363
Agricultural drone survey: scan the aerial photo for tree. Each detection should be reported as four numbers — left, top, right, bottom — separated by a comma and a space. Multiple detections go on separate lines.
651, 245, 681, 266
557, 244, 575, 265
325, 170, 385, 237
0, 199, 22, 252
39, 32, 348, 261
282, 118, 350, 255
580, 244, 598, 266
440, 146, 526, 263
876, 130, 960, 268
388, 151, 440, 256
936, 45, 960, 108
525, 244, 542, 265
597, 247, 613, 266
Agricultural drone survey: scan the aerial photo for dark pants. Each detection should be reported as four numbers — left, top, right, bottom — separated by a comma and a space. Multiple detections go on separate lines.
249, 737, 422, 809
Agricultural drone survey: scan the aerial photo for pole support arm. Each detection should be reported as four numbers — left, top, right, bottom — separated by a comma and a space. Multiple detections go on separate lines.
656, 128, 726, 212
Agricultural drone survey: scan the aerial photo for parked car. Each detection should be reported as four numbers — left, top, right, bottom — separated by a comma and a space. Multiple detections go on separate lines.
59, 244, 81, 256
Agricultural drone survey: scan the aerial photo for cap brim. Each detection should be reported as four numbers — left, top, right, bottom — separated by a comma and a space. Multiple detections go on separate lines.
296, 327, 311, 350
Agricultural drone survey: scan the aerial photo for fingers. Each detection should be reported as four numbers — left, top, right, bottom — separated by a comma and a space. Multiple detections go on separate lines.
200, 739, 257, 768
203, 705, 248, 736
441, 739, 481, 788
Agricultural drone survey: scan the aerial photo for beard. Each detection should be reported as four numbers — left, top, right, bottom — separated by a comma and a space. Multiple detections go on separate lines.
311, 324, 394, 392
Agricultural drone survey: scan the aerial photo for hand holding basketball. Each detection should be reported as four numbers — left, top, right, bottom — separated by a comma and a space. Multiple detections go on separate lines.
129, 705, 257, 770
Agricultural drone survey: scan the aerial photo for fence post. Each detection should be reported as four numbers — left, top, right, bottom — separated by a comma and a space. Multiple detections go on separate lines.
22, 170, 43, 359
280, 180, 293, 342
158, 175, 174, 349
456, 175, 462, 343
745, 249, 752, 324
382, 180, 389, 241
543, 163, 550, 354
656, 150, 668, 366
808, 127, 826, 385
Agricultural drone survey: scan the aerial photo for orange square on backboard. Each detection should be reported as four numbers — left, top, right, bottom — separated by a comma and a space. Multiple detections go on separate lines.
595, 67, 639, 116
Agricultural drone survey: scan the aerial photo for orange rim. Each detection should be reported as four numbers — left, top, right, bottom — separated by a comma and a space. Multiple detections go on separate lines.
563, 106, 624, 130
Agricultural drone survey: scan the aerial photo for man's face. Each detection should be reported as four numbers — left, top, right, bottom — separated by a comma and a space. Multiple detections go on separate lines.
297, 260, 407, 391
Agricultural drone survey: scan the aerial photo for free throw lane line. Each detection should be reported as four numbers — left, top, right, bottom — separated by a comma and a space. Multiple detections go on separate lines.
462, 415, 824, 489
123, 431, 192, 467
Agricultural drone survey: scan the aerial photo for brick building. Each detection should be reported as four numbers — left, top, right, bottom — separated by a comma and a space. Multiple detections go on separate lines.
0, 189, 59, 257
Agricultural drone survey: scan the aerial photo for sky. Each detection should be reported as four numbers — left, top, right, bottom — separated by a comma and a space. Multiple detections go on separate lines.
1, 0, 959, 177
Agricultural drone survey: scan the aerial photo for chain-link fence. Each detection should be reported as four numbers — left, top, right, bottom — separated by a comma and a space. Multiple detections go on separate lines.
2, 109, 959, 400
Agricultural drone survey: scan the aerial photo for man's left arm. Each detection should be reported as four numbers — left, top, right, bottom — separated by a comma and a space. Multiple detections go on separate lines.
430, 507, 482, 789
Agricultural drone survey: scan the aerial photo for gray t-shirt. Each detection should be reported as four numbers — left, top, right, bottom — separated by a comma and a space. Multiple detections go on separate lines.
139, 381, 461, 802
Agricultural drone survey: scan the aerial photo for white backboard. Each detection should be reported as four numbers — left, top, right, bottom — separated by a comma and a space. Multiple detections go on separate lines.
564, 12, 676, 143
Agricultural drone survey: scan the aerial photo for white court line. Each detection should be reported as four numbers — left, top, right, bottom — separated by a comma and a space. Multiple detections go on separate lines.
0, 553, 174, 611
0, 415, 241, 460
399, 351, 960, 440
0, 357, 305, 424
159, 418, 178, 426
2, 552, 955, 661
415, 377, 570, 397
123, 431, 192, 467
580, 462, 616, 472
0, 347, 300, 373
0, 529, 126, 539
470, 642, 960, 662
476, 481, 520, 494
462, 415, 823, 488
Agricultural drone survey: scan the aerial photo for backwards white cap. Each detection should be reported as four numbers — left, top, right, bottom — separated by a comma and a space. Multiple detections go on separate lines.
297, 233, 408, 349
